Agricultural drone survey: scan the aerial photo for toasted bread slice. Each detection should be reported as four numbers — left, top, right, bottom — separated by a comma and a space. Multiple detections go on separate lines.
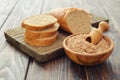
25, 23, 59, 39
24, 32, 58, 46
22, 14, 57, 31
49, 8, 91, 34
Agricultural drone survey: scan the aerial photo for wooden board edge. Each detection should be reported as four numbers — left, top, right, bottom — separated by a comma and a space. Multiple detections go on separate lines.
4, 32, 65, 62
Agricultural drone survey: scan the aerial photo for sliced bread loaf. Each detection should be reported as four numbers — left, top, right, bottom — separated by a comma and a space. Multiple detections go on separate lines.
49, 8, 91, 34
22, 14, 57, 31
25, 23, 59, 39
24, 32, 58, 46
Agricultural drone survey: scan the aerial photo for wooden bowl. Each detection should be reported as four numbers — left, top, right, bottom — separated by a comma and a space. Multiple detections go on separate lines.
63, 33, 114, 66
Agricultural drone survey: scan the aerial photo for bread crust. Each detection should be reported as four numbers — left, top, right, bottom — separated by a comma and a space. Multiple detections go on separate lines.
24, 32, 58, 46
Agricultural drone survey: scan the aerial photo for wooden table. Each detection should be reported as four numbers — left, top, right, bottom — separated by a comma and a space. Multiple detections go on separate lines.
0, 0, 120, 80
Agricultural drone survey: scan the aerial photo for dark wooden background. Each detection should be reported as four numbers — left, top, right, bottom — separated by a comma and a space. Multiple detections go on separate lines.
0, 0, 120, 80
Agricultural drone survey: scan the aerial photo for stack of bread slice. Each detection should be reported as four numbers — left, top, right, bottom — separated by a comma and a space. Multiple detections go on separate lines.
22, 14, 59, 46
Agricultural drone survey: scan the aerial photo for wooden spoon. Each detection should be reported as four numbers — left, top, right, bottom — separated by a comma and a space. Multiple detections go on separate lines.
86, 21, 109, 44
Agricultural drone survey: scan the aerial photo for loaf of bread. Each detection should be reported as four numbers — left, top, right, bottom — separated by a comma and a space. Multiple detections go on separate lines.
25, 23, 59, 39
22, 14, 57, 31
49, 8, 91, 34
24, 32, 58, 46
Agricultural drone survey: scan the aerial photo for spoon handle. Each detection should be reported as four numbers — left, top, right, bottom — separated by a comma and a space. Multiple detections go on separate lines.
86, 21, 109, 44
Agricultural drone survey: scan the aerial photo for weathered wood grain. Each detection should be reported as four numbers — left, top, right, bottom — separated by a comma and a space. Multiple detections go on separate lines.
26, 0, 120, 80
101, 0, 120, 31
0, 0, 18, 30
0, 0, 44, 80
100, 0, 120, 79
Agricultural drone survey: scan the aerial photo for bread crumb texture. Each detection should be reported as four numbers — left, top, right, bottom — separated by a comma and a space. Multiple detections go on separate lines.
23, 14, 57, 27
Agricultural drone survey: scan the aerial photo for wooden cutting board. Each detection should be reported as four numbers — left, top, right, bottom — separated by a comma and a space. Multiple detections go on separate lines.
4, 15, 108, 62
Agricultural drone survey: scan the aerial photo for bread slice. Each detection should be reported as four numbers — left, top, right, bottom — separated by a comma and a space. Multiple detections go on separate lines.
25, 23, 59, 39
49, 8, 91, 34
22, 14, 57, 31
24, 32, 58, 46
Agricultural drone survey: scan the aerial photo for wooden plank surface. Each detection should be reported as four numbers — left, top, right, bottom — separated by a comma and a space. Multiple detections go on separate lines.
26, 0, 120, 80
0, 0, 18, 30
0, 0, 120, 80
0, 0, 44, 80
101, 0, 120, 31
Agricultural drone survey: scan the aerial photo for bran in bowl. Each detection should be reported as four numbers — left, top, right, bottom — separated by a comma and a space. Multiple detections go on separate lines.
66, 34, 110, 54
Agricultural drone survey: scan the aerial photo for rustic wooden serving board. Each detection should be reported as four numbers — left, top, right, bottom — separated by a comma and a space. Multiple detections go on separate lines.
4, 15, 108, 62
